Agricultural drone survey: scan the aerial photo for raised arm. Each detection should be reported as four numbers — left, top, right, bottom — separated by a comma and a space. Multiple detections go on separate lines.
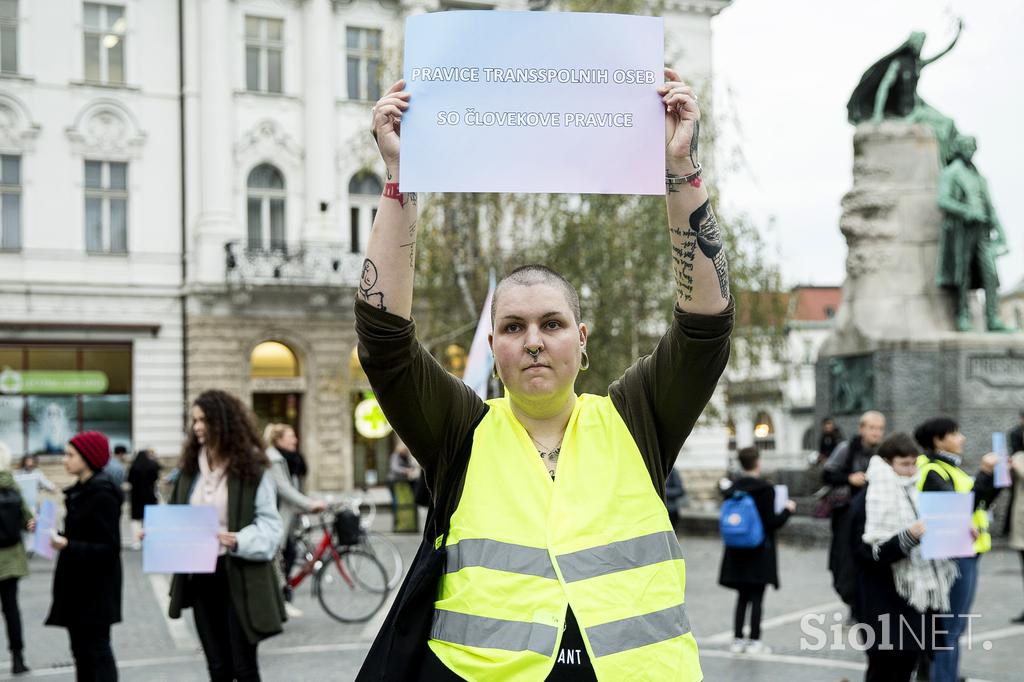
358, 80, 417, 320
660, 69, 730, 316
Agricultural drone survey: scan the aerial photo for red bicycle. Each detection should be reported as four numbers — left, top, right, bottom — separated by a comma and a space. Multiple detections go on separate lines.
287, 507, 389, 623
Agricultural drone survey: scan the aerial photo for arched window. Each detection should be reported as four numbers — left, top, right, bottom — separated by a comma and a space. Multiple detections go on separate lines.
754, 411, 775, 452
247, 164, 286, 251
250, 341, 299, 378
348, 171, 382, 254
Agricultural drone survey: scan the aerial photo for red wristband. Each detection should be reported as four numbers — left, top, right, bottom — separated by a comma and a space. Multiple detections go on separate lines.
384, 182, 405, 208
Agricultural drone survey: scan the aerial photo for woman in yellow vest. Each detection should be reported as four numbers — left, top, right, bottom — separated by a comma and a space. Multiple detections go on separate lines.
912, 417, 999, 682
354, 70, 733, 681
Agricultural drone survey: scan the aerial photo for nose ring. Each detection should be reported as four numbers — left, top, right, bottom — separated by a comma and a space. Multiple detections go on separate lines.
525, 347, 540, 360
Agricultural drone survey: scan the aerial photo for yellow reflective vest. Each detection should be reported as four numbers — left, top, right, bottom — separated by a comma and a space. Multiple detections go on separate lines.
915, 454, 991, 554
429, 395, 702, 681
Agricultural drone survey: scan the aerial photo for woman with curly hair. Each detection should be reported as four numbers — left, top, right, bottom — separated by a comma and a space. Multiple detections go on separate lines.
166, 390, 284, 682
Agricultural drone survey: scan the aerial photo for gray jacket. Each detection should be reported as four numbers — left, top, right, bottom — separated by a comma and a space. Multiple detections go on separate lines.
267, 447, 315, 543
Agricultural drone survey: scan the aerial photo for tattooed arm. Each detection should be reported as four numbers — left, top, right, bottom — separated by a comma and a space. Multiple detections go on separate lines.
357, 79, 418, 321
659, 69, 730, 315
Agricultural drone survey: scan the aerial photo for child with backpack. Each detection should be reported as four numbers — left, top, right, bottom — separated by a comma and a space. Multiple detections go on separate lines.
718, 447, 796, 654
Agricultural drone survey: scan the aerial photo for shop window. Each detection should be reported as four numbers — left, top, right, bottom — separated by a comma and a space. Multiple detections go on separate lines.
251, 341, 299, 378
0, 343, 132, 456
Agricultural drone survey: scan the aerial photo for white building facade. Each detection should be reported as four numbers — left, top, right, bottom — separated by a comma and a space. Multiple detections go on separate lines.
0, 1, 184, 459
0, 0, 731, 488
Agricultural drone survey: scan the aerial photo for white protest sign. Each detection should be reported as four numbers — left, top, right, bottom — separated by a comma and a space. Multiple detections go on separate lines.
401, 11, 665, 195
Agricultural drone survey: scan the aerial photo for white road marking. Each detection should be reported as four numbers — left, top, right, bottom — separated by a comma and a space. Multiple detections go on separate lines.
701, 599, 844, 644
146, 573, 200, 652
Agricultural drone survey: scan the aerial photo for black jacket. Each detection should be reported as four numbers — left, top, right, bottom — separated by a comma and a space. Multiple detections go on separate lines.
1009, 424, 1024, 456
718, 476, 792, 589
46, 472, 124, 628
848, 486, 932, 653
127, 454, 160, 520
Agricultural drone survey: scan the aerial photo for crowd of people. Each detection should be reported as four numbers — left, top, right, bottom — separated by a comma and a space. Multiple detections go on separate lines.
0, 388, 329, 681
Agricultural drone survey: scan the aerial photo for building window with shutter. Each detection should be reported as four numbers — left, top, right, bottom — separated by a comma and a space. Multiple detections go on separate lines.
0, 154, 20, 251
245, 16, 283, 94
83, 3, 126, 85
0, 0, 18, 74
84, 160, 128, 254
247, 164, 286, 251
346, 27, 381, 102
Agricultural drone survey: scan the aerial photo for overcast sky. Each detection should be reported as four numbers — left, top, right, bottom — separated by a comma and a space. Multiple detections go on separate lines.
711, 0, 1023, 292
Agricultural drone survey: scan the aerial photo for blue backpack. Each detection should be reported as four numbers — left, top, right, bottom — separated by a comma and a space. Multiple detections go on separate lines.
719, 491, 765, 548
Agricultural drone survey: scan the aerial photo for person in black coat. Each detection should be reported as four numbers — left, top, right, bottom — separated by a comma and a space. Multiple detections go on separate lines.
127, 448, 160, 550
719, 447, 795, 654
848, 433, 959, 682
822, 410, 886, 610
45, 431, 124, 681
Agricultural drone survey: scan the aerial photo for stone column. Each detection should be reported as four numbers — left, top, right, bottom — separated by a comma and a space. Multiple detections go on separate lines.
303, 0, 336, 243
195, 0, 235, 283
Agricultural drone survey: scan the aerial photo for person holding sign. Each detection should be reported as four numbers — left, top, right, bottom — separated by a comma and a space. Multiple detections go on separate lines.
167, 390, 285, 682
849, 433, 958, 682
913, 418, 999, 682
0, 443, 35, 675
356, 70, 732, 681
44, 431, 123, 682
718, 447, 796, 655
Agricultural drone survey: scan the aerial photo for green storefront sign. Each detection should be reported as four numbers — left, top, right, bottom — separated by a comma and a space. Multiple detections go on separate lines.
0, 368, 109, 395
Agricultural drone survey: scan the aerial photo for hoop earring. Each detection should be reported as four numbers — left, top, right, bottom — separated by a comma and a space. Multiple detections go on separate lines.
580, 350, 590, 372
492, 364, 499, 380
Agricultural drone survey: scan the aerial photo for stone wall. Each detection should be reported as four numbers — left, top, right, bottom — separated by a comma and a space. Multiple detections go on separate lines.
186, 288, 361, 491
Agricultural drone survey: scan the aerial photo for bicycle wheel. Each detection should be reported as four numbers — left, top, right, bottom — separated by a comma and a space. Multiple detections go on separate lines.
362, 531, 404, 590
315, 548, 389, 623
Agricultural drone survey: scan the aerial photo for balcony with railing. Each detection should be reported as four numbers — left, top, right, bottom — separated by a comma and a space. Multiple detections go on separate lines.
224, 241, 364, 288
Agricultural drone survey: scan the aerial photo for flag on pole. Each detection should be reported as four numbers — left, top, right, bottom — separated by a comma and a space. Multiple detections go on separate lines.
463, 273, 496, 400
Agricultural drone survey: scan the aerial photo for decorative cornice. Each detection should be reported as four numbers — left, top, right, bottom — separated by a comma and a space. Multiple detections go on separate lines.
65, 98, 147, 159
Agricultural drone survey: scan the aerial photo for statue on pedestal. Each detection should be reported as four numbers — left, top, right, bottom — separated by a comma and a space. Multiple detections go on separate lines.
936, 134, 1011, 332
846, 21, 963, 165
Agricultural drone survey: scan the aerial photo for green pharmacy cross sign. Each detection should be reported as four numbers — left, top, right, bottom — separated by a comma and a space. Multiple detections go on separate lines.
0, 367, 109, 395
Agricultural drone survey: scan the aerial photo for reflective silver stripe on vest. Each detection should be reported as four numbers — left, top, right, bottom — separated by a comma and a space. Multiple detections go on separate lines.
446, 538, 557, 580
431, 609, 559, 656
585, 603, 691, 658
556, 530, 683, 583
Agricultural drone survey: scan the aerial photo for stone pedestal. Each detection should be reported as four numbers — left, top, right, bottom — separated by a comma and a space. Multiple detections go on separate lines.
817, 122, 1024, 465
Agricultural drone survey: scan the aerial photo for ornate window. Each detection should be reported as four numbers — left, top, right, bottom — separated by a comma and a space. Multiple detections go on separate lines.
345, 27, 381, 101
245, 16, 283, 94
83, 3, 126, 85
348, 171, 381, 254
247, 164, 286, 251
85, 160, 128, 253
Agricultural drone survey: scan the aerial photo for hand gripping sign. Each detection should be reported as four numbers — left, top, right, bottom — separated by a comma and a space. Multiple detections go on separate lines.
400, 11, 665, 195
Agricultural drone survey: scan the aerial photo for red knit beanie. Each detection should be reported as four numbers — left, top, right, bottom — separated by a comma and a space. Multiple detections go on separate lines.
69, 431, 110, 471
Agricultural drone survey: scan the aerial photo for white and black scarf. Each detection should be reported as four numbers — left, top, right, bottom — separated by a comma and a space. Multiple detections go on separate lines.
863, 455, 957, 613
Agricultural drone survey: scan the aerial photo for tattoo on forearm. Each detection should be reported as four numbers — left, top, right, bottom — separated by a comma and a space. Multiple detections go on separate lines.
689, 120, 700, 169
399, 241, 416, 268
357, 258, 387, 310
688, 199, 730, 299
407, 192, 418, 206
671, 232, 697, 302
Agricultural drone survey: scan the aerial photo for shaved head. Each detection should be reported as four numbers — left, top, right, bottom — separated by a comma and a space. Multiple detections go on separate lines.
491, 265, 581, 325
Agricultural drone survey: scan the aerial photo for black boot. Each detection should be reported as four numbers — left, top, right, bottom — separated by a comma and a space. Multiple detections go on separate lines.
1011, 611, 1024, 624
10, 650, 28, 675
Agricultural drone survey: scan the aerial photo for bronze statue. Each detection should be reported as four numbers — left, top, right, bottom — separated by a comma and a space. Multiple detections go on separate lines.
936, 134, 1010, 332
847, 21, 963, 164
